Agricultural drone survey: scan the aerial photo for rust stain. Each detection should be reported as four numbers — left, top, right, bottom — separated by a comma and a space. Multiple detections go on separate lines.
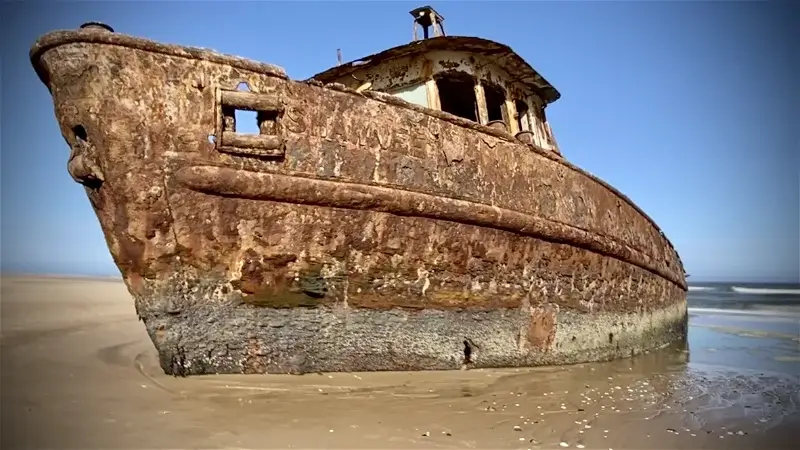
244, 338, 267, 374
527, 306, 557, 351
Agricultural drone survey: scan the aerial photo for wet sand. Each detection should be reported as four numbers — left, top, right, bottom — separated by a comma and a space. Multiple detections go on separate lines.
1, 276, 798, 449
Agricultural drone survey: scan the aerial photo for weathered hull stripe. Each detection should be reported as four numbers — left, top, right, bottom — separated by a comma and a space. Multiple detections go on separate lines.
175, 165, 683, 288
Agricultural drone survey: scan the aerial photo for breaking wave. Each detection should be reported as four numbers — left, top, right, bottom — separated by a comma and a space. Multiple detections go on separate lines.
688, 286, 717, 292
688, 283, 800, 315
687, 307, 800, 319
732, 286, 800, 296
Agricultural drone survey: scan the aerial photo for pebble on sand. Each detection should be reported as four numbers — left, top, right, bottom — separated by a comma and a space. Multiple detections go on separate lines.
559, 442, 569, 447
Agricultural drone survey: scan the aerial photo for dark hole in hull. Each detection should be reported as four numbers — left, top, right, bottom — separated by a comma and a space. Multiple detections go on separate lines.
70, 125, 103, 190
463, 339, 473, 364
72, 125, 88, 142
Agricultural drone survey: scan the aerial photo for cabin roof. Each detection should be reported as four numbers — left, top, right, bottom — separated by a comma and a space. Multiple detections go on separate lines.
308, 36, 561, 105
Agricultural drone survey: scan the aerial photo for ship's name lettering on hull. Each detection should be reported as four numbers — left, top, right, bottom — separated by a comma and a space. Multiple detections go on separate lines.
287, 103, 431, 160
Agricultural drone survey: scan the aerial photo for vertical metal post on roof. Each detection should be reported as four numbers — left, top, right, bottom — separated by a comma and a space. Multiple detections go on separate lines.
409, 6, 446, 41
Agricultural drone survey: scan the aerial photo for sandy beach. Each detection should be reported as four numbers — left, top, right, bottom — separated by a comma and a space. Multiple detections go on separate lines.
1, 276, 798, 449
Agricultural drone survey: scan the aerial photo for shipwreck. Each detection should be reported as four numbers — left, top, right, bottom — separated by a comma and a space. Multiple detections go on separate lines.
31, 6, 687, 376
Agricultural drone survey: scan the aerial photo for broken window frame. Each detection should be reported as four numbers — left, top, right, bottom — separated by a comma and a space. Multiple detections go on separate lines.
514, 99, 532, 133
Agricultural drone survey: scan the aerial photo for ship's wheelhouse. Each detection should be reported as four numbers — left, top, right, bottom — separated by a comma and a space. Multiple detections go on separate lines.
309, 6, 562, 155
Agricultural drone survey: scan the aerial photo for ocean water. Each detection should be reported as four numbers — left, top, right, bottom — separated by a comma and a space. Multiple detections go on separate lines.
686, 282, 800, 375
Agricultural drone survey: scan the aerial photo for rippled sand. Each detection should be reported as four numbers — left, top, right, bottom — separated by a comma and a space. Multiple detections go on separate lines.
1, 276, 798, 449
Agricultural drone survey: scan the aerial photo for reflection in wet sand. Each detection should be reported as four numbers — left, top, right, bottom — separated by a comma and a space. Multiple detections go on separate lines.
137, 340, 799, 446
1, 276, 798, 449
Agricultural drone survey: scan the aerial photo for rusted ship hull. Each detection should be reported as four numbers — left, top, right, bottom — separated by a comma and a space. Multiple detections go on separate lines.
31, 26, 687, 375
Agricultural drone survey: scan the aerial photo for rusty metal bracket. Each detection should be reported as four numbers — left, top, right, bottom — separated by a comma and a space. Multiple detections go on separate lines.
214, 88, 286, 158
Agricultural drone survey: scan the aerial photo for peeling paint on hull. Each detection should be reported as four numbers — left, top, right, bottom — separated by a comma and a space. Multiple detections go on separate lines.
30, 26, 688, 375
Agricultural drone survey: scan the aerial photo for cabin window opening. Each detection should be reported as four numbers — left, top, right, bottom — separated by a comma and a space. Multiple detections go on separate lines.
483, 83, 506, 123
435, 72, 478, 122
515, 100, 531, 132
388, 83, 430, 108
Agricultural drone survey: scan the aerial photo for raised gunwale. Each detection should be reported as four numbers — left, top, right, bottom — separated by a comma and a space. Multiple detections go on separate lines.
30, 28, 686, 291
178, 165, 682, 288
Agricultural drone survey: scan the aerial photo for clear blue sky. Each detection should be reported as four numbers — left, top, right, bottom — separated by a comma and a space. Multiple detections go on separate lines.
1, 1, 797, 283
